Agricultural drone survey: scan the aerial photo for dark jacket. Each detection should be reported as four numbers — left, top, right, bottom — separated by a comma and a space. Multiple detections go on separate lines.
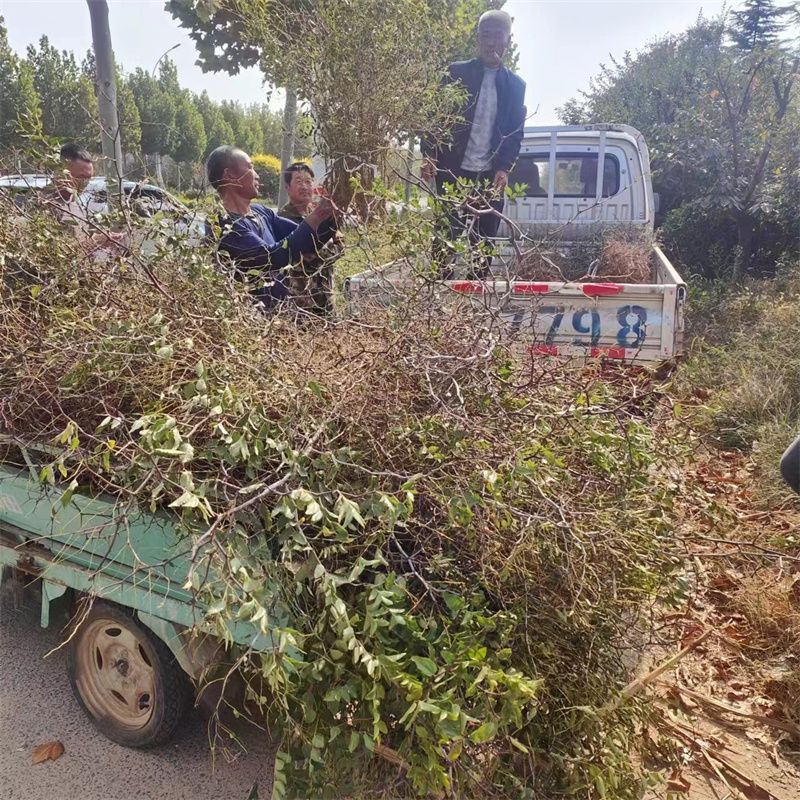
421, 58, 526, 174
217, 204, 335, 307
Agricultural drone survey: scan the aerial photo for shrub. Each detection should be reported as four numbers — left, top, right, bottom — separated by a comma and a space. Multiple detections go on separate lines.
681, 260, 800, 504
0, 197, 699, 798
251, 152, 282, 202
660, 202, 800, 281
660, 204, 738, 280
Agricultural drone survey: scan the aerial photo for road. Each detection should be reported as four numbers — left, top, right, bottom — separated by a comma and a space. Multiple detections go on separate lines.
0, 588, 276, 800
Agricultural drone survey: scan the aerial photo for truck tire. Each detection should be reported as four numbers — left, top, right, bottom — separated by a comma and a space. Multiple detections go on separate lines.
67, 599, 193, 747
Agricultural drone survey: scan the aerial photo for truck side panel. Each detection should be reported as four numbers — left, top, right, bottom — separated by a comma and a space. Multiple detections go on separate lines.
452, 278, 679, 362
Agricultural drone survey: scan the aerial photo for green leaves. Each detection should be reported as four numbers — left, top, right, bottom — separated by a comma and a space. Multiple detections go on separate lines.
469, 720, 497, 744
410, 656, 437, 677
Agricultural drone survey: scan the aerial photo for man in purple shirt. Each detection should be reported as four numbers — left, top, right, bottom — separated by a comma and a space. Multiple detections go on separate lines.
206, 145, 336, 310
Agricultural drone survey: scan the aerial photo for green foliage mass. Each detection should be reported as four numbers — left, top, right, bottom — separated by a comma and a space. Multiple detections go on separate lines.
560, 11, 799, 279
0, 199, 699, 798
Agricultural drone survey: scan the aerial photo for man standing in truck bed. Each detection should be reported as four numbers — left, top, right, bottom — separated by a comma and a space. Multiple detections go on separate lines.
421, 9, 526, 275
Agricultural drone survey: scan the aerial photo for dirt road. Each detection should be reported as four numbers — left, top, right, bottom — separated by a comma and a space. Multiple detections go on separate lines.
0, 589, 274, 800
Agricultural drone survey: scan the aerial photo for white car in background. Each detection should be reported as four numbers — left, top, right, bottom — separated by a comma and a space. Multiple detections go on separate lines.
0, 174, 207, 246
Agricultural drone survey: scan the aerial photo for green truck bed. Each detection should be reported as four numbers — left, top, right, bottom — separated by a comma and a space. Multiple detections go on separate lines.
0, 462, 274, 652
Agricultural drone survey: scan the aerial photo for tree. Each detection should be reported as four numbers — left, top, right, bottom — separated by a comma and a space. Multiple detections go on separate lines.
254, 103, 289, 156
0, 17, 42, 152
83, 50, 142, 158
242, 0, 503, 210
166, 0, 261, 74
561, 13, 799, 277
129, 64, 177, 184
194, 90, 234, 158
219, 99, 262, 153
171, 0, 505, 212
116, 69, 142, 156
172, 91, 207, 164
26, 35, 98, 145
730, 0, 791, 51
166, 0, 299, 204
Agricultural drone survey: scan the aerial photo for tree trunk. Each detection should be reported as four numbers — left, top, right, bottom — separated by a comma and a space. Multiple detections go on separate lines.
732, 210, 755, 281
154, 152, 165, 187
325, 156, 378, 222
404, 135, 415, 207
277, 86, 297, 209
86, 0, 123, 206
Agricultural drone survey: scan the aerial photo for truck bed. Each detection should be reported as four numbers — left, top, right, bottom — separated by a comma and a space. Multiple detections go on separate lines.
345, 244, 685, 362
0, 462, 280, 649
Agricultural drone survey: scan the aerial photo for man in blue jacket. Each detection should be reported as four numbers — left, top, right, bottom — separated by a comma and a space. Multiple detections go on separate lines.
421, 9, 526, 274
206, 145, 336, 311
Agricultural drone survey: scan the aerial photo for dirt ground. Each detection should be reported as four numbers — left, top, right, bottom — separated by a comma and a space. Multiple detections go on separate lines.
643, 451, 800, 800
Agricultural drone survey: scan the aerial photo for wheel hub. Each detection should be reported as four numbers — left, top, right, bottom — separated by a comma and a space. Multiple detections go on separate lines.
74, 618, 156, 729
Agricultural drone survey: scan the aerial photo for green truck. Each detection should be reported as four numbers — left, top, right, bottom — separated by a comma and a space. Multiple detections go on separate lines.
0, 446, 272, 748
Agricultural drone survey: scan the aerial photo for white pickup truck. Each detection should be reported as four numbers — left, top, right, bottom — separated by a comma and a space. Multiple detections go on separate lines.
345, 125, 686, 363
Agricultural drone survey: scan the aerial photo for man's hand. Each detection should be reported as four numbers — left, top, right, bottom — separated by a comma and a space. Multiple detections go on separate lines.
493, 170, 509, 192
421, 157, 437, 183
305, 197, 335, 231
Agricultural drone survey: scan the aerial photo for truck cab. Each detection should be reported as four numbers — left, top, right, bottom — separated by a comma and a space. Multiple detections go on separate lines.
502, 124, 656, 241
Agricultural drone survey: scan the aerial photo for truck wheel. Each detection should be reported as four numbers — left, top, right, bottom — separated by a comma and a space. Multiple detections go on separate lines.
67, 600, 193, 747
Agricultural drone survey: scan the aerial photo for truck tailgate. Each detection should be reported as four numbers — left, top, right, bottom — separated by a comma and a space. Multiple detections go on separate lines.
345, 246, 685, 363
457, 279, 681, 362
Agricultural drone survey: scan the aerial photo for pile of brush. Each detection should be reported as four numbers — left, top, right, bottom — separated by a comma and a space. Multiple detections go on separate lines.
0, 195, 689, 800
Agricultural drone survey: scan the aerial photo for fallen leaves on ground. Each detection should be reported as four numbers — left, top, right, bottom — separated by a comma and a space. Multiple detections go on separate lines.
31, 740, 64, 765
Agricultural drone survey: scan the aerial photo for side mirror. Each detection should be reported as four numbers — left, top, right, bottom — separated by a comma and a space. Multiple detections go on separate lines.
653, 192, 661, 214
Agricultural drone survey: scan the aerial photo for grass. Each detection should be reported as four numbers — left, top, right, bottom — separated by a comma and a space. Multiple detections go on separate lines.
680, 260, 800, 505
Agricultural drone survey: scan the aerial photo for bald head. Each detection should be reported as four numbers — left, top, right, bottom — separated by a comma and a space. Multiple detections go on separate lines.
478, 9, 512, 32
206, 145, 261, 208
206, 145, 249, 191
477, 9, 512, 68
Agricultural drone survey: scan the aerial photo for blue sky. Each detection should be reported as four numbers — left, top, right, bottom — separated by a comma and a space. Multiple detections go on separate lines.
2, 0, 732, 122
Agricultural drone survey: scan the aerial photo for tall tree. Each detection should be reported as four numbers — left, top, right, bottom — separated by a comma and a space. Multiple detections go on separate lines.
194, 90, 234, 158
561, 13, 799, 276
218, 100, 251, 151
731, 0, 791, 51
172, 91, 207, 164
253, 103, 285, 155
0, 17, 42, 152
129, 64, 177, 184
83, 50, 142, 157
116, 69, 142, 156
26, 35, 98, 144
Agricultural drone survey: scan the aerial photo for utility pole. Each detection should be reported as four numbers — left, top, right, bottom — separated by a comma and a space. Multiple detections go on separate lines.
86, 0, 124, 206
